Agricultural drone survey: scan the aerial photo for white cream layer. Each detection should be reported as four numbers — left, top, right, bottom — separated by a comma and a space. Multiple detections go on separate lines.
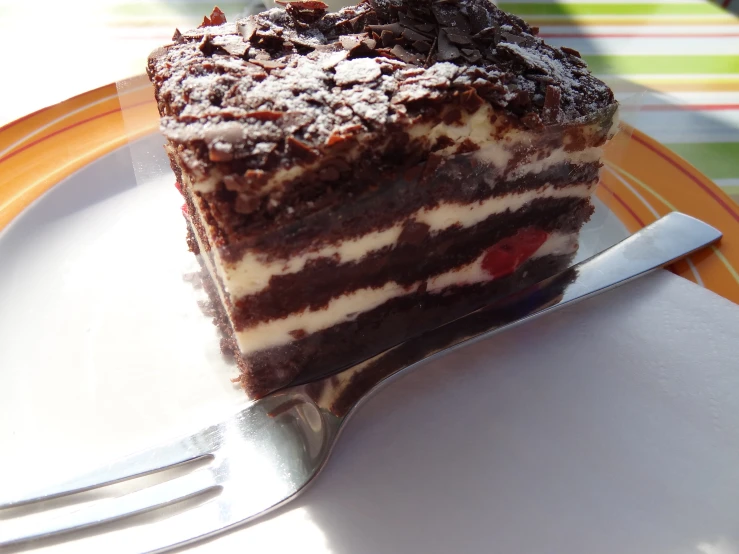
217, 182, 595, 298
232, 231, 578, 355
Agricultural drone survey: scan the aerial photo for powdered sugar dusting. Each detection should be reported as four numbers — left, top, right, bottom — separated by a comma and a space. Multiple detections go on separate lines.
334, 58, 383, 85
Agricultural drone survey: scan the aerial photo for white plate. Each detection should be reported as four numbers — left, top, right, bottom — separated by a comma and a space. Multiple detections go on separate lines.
3, 136, 739, 553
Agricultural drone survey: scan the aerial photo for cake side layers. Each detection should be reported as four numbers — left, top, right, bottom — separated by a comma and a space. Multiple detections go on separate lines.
187, 194, 593, 357
187, 169, 596, 298
227, 193, 591, 327
238, 252, 576, 396
231, 230, 577, 353
175, 118, 606, 300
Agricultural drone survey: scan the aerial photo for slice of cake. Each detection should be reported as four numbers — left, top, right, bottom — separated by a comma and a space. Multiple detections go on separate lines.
147, 0, 618, 397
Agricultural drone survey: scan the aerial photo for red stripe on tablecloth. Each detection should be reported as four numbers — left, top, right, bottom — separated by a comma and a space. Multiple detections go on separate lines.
632, 134, 739, 223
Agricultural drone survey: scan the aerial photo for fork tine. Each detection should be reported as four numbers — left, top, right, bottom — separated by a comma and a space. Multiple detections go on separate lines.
123, 490, 257, 554
0, 431, 216, 509
0, 469, 219, 547
91, 488, 295, 554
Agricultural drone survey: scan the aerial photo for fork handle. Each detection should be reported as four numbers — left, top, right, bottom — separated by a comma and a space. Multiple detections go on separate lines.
327, 212, 722, 418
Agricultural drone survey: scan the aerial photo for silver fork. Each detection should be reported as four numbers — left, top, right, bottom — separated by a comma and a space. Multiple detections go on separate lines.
0, 212, 721, 553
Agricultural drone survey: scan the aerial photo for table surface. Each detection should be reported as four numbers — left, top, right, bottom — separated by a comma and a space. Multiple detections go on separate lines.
1, 0, 738, 203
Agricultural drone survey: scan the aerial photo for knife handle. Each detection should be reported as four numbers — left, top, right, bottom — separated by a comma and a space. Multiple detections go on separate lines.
560, 212, 722, 305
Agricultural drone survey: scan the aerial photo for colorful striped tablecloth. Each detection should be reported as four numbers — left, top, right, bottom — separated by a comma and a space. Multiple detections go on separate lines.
0, 0, 737, 203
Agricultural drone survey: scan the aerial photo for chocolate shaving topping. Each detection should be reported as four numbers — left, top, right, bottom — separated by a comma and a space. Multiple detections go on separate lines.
542, 84, 562, 123
461, 48, 481, 63
278, 0, 329, 23
402, 27, 430, 43
172, 28, 182, 42
238, 20, 258, 41
198, 33, 216, 56
221, 41, 249, 57
245, 110, 284, 121
210, 7, 227, 25
366, 22, 403, 35
339, 35, 362, 50
415, 23, 436, 33
287, 136, 318, 161
412, 39, 431, 52
561, 46, 582, 58
528, 74, 554, 84
346, 13, 369, 32
443, 27, 473, 45
276, 0, 328, 8
250, 59, 287, 69
473, 25, 498, 40
500, 31, 527, 46
397, 11, 418, 29
391, 44, 423, 64
437, 29, 461, 61
148, 0, 616, 170
430, 3, 472, 34
200, 6, 227, 28
340, 35, 377, 57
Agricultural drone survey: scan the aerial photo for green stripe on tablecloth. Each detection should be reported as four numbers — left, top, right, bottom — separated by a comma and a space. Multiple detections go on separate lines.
108, 3, 249, 17
500, 2, 727, 16
664, 143, 739, 180
583, 55, 739, 74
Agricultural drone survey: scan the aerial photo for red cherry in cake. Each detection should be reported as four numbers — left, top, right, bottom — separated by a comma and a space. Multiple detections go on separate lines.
482, 227, 549, 279
181, 203, 189, 217
174, 181, 183, 193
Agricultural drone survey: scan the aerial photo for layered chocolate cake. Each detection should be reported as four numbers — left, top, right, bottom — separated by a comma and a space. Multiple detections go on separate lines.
147, 0, 618, 397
